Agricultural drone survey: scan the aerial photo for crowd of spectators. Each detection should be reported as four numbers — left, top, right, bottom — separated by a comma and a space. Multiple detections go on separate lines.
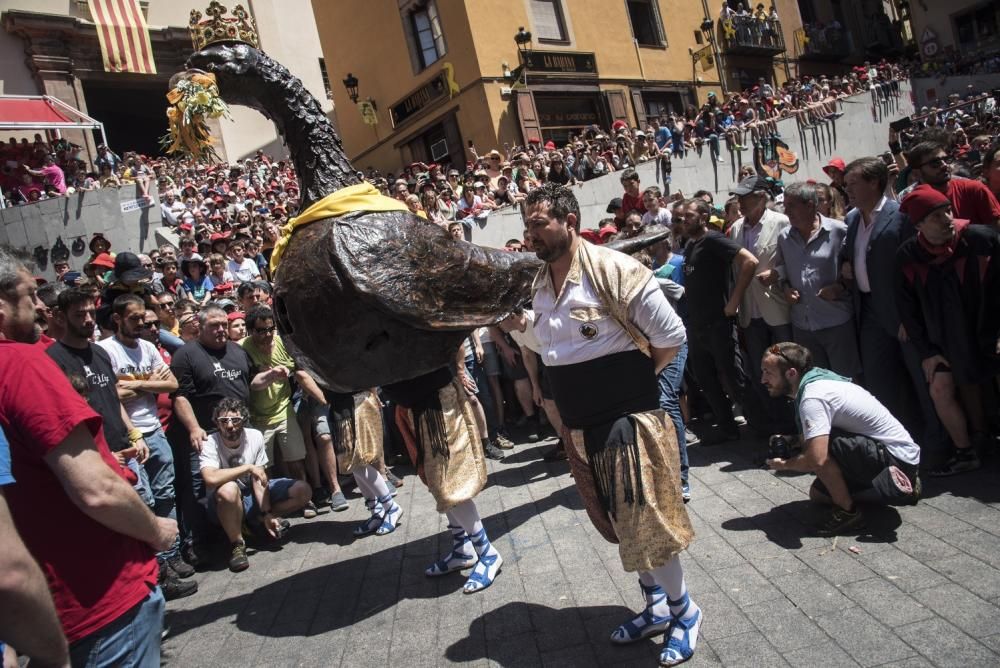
0, 58, 998, 665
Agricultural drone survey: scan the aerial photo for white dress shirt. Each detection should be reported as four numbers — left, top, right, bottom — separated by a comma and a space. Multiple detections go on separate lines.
852, 196, 887, 294
532, 263, 687, 368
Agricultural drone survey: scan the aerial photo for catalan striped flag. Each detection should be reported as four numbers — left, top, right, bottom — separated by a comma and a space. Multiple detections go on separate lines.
88, 0, 156, 74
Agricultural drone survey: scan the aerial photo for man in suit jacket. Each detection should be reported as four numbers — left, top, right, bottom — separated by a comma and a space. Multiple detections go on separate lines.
841, 157, 945, 464
729, 176, 794, 434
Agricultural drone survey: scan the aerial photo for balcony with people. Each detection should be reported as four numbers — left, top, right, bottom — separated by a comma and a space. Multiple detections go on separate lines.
719, 11, 786, 56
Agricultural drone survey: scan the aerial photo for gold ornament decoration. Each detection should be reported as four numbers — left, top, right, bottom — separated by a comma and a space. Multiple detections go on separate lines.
189, 1, 259, 51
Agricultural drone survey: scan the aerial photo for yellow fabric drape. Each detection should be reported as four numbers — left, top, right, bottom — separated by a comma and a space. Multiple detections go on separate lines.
269, 182, 409, 274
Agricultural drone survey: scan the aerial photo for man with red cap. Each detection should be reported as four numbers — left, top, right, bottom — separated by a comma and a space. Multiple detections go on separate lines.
822, 157, 848, 206
895, 185, 1000, 477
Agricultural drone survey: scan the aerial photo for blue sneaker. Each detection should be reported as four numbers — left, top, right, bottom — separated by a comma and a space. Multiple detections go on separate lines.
681, 481, 691, 504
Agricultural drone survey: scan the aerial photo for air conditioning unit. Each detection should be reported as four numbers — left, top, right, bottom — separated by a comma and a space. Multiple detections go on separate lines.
500, 86, 513, 97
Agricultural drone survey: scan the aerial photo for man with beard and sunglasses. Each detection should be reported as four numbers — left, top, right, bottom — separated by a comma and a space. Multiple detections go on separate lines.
522, 183, 699, 667
761, 342, 921, 537
99, 294, 198, 600
904, 141, 1000, 228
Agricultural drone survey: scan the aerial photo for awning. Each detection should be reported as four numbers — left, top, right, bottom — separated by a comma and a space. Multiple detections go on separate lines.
0, 95, 107, 145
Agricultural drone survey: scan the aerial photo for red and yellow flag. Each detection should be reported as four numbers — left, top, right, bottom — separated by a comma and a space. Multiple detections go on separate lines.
88, 0, 156, 74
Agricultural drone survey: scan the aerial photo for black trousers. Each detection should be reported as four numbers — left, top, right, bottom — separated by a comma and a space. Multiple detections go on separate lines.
858, 296, 947, 461
687, 318, 753, 431
166, 423, 210, 548
811, 432, 918, 505
741, 317, 796, 433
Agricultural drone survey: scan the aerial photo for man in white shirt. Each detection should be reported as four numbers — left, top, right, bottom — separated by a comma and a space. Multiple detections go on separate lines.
728, 175, 793, 434
842, 157, 943, 462
159, 191, 187, 227
762, 342, 921, 537
523, 182, 700, 667
226, 240, 261, 284
199, 397, 310, 572
99, 294, 197, 598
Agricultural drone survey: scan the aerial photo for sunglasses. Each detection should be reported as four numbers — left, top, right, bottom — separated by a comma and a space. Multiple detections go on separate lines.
143, 321, 161, 329
767, 344, 793, 366
216, 417, 244, 426
252, 326, 276, 335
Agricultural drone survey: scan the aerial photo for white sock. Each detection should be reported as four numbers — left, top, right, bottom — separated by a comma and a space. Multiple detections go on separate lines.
638, 570, 670, 618
357, 465, 395, 511
650, 557, 698, 620
449, 499, 484, 540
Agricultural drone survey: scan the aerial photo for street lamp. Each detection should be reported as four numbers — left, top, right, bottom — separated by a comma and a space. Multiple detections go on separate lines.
342, 73, 359, 104
697, 17, 728, 95
514, 26, 532, 86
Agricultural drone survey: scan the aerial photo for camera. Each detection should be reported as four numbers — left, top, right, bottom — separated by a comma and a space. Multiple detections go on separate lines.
767, 434, 794, 460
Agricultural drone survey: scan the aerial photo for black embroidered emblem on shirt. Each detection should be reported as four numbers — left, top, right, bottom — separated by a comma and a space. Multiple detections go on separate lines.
580, 322, 598, 340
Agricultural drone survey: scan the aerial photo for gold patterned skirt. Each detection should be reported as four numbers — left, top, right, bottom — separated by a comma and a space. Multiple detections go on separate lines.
566, 409, 694, 572
394, 378, 487, 512
331, 389, 385, 474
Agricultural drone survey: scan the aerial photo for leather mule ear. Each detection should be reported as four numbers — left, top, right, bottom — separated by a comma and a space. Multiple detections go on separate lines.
51, 237, 70, 262
33, 246, 49, 269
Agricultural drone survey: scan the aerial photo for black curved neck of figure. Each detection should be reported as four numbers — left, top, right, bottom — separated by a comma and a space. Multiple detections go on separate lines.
208, 47, 360, 208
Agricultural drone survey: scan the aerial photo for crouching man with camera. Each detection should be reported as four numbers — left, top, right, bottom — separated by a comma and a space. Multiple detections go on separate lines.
761, 342, 921, 536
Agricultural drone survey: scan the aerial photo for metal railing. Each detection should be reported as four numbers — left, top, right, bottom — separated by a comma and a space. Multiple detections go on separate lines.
720, 16, 785, 55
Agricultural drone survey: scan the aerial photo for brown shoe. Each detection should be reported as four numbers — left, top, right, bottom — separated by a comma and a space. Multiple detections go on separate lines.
229, 541, 249, 572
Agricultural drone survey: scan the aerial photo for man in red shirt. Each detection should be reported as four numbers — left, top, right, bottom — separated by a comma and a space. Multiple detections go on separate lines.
0, 246, 176, 665
906, 141, 1000, 229
620, 168, 647, 217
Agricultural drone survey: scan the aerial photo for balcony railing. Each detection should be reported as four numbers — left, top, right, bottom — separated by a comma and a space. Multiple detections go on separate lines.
720, 16, 786, 56
794, 25, 852, 61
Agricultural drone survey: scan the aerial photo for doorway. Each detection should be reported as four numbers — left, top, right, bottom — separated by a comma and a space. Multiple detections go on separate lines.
82, 79, 169, 156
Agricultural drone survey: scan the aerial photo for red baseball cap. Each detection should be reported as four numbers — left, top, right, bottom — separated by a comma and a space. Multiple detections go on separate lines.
822, 157, 846, 175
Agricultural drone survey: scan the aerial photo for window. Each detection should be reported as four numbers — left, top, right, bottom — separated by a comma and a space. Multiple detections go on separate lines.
953, 4, 999, 51
626, 0, 666, 47
531, 0, 568, 42
318, 58, 332, 99
406, 0, 447, 70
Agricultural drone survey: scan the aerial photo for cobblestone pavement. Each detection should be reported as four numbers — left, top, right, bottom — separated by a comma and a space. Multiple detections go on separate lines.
162, 434, 1000, 667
